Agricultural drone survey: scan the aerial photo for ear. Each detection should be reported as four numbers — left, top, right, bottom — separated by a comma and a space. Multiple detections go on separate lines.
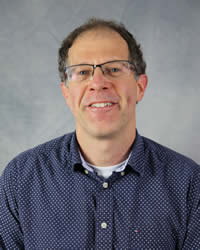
136, 74, 148, 102
60, 82, 70, 105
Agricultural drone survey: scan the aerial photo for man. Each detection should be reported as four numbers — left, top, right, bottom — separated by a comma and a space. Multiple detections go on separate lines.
0, 18, 200, 249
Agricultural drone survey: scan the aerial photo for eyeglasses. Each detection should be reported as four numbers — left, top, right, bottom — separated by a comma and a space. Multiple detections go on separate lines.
64, 60, 135, 84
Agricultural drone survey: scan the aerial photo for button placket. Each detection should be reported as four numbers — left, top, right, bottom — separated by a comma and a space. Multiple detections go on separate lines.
95, 182, 113, 249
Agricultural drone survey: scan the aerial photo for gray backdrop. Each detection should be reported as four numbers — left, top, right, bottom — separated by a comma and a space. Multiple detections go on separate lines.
1, 0, 200, 175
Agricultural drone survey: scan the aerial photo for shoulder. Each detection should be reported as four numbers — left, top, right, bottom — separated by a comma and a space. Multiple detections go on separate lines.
142, 135, 200, 175
0, 132, 77, 204
2, 132, 75, 178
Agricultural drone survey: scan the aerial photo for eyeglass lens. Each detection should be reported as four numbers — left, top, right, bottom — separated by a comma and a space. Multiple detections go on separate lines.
65, 61, 132, 83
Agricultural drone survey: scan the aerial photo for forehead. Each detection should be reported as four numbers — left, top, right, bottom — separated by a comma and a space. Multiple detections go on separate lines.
68, 29, 129, 64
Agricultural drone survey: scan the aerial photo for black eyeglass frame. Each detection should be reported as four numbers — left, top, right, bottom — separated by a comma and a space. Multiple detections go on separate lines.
64, 60, 137, 81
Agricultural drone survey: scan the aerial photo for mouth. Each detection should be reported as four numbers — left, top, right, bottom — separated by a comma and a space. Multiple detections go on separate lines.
87, 102, 118, 114
89, 102, 115, 108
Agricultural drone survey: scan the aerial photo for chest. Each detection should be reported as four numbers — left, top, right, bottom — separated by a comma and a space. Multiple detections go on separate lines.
19, 172, 183, 249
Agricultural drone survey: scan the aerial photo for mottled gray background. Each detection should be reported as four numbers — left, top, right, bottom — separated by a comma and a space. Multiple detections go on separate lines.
1, 0, 200, 174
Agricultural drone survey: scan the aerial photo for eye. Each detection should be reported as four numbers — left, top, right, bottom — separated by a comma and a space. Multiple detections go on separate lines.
78, 70, 90, 75
105, 67, 121, 74
111, 67, 120, 73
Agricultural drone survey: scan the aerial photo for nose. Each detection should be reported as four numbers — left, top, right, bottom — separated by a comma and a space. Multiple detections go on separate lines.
88, 67, 110, 91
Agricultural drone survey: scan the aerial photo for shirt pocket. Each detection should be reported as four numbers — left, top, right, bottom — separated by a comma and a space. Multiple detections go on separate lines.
130, 223, 176, 250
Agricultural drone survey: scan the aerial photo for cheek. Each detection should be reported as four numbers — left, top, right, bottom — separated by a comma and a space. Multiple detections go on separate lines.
127, 94, 137, 108
66, 91, 77, 114
120, 83, 137, 105
67, 87, 84, 115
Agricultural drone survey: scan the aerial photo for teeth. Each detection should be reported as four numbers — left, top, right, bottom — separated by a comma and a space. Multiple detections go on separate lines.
90, 102, 113, 108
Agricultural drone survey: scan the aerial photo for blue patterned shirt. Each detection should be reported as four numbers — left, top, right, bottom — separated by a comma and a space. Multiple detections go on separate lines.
1, 131, 200, 249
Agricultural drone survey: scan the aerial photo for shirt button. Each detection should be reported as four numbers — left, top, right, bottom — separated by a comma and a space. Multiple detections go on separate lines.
84, 169, 89, 175
101, 222, 108, 229
103, 182, 108, 188
121, 171, 125, 176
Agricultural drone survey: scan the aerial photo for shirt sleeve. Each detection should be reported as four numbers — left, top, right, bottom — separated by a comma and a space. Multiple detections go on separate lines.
0, 161, 24, 249
182, 169, 200, 249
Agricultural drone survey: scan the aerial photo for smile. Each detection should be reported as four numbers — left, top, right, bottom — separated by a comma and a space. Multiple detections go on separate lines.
90, 102, 114, 108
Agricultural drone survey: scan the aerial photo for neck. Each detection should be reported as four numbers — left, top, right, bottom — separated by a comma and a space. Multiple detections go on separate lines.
76, 129, 136, 167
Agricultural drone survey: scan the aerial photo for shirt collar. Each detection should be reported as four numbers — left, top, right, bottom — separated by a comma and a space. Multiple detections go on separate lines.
69, 130, 146, 176
69, 132, 82, 171
126, 130, 146, 177
79, 148, 132, 173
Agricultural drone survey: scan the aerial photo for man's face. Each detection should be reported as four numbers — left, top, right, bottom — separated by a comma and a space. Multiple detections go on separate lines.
61, 29, 147, 140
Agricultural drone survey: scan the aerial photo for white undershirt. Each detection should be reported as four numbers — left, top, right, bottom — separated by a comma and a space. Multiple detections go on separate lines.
79, 151, 131, 179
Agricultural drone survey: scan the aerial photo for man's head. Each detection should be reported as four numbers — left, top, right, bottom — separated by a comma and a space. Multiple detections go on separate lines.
58, 18, 148, 141
58, 18, 146, 82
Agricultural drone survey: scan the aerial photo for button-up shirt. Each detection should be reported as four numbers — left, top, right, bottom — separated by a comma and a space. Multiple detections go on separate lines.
1, 131, 200, 249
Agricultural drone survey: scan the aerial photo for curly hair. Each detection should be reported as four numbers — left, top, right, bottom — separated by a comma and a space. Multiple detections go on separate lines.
58, 18, 146, 82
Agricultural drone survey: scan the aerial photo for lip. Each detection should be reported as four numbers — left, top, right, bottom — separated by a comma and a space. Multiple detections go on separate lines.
87, 102, 118, 112
88, 101, 117, 107
83, 91, 120, 105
